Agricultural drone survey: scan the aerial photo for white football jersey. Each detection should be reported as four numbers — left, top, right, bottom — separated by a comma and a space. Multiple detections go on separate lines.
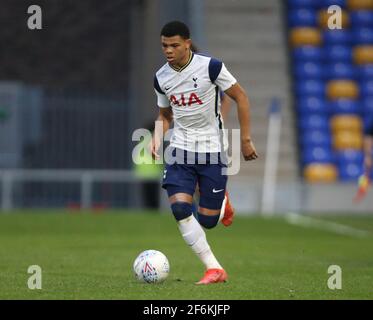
154, 52, 237, 153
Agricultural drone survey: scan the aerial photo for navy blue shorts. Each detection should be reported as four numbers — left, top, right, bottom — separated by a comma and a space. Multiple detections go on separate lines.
162, 148, 228, 207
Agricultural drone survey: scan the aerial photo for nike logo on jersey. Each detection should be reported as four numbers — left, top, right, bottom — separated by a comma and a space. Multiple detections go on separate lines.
165, 86, 171, 91
212, 188, 224, 193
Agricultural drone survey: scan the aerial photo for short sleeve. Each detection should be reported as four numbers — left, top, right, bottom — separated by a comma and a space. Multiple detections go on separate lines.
215, 63, 237, 92
154, 89, 170, 108
154, 75, 170, 108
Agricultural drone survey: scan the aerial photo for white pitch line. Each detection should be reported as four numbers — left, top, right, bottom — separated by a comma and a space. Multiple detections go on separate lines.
285, 212, 371, 239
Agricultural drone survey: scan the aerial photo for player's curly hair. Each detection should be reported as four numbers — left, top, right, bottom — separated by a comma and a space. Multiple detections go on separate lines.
160, 21, 190, 39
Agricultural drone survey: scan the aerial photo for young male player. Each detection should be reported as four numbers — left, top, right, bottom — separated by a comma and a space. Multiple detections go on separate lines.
149, 21, 258, 284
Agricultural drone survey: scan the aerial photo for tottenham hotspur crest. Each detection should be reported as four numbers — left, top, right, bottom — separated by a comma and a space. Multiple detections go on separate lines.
192, 77, 198, 88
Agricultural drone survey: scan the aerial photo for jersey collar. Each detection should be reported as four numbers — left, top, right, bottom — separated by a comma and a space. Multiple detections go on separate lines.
169, 51, 194, 72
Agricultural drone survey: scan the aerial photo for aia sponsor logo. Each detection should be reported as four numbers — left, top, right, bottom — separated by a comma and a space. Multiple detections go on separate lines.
170, 93, 202, 107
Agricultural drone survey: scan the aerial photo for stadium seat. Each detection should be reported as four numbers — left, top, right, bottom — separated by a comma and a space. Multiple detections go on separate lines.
331, 114, 363, 131
290, 27, 322, 47
324, 63, 357, 80
302, 146, 334, 165
288, 9, 318, 27
350, 10, 373, 27
324, 45, 353, 62
333, 131, 363, 150
320, 0, 347, 8
296, 80, 326, 97
329, 99, 361, 115
358, 65, 373, 79
304, 163, 338, 182
301, 130, 333, 148
360, 80, 373, 96
323, 30, 352, 45
352, 28, 373, 44
362, 97, 373, 114
292, 46, 324, 62
288, 0, 372, 182
353, 45, 373, 64
318, 9, 350, 29
338, 162, 363, 181
300, 114, 330, 130
326, 80, 359, 99
347, 0, 373, 10
287, 0, 319, 8
337, 149, 364, 163
297, 97, 329, 115
294, 62, 324, 79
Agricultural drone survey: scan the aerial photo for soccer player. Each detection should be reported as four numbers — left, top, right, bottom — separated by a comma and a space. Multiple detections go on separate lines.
149, 21, 258, 284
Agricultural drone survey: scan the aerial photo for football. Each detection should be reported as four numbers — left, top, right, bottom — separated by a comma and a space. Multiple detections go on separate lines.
133, 250, 170, 283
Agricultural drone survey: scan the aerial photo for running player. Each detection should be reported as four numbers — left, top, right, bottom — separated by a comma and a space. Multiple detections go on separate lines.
149, 21, 258, 284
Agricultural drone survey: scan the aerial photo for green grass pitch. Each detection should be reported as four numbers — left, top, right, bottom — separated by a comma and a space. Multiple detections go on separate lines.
0, 210, 372, 300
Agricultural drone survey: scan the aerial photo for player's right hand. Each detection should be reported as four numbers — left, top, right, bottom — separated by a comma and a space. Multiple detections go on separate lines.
148, 136, 161, 160
241, 139, 258, 161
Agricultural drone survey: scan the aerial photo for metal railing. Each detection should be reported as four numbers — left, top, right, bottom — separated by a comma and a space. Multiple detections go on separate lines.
0, 169, 159, 211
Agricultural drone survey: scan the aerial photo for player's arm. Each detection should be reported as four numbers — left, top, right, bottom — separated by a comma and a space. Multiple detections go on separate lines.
220, 93, 232, 122
149, 107, 173, 160
150, 75, 173, 159
224, 83, 258, 161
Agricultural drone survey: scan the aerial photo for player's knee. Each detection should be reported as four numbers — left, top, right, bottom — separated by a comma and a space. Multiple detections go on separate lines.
197, 196, 224, 229
199, 196, 224, 211
197, 212, 220, 229
171, 202, 193, 221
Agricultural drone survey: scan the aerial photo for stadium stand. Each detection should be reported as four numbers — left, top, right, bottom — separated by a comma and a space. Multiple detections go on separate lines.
205, 0, 298, 182
287, 0, 373, 182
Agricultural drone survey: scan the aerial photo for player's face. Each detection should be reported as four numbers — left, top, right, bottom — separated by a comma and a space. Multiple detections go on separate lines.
161, 35, 191, 66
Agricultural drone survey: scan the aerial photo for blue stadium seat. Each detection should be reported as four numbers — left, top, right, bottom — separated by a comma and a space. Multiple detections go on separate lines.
360, 81, 373, 97
301, 130, 332, 148
337, 149, 364, 164
297, 97, 328, 115
359, 65, 373, 80
288, 9, 318, 27
292, 46, 324, 62
352, 28, 373, 45
294, 62, 324, 79
319, 0, 346, 8
324, 45, 352, 62
363, 114, 373, 132
329, 99, 361, 115
350, 11, 373, 28
362, 97, 373, 115
323, 30, 352, 45
296, 80, 326, 97
299, 114, 330, 130
338, 163, 363, 181
324, 63, 357, 80
288, 1, 373, 182
287, 0, 318, 8
302, 146, 334, 165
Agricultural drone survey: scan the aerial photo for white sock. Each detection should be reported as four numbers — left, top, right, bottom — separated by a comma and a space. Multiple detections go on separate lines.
219, 195, 227, 222
178, 215, 223, 270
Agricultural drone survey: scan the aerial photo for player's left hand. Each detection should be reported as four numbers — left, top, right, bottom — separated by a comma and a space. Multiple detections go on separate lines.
241, 139, 258, 161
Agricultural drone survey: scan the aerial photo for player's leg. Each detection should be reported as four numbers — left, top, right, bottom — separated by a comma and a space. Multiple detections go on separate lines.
191, 184, 200, 221
162, 163, 224, 282
190, 163, 231, 284
197, 162, 234, 229
168, 191, 225, 274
